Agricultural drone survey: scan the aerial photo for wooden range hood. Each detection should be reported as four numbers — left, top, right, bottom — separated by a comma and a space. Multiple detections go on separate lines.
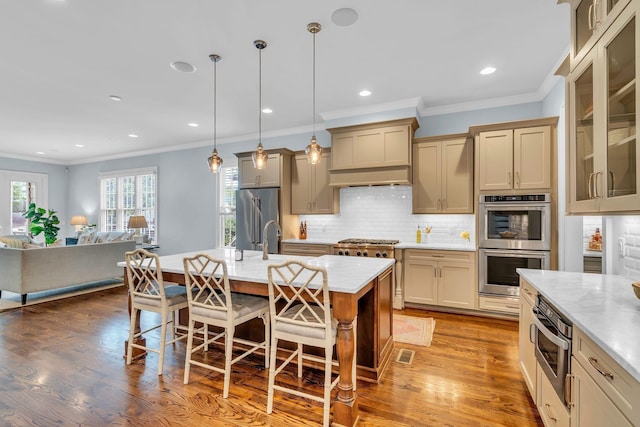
326, 117, 419, 187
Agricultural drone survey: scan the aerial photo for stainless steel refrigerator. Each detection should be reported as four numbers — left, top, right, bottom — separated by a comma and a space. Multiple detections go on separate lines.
235, 188, 280, 253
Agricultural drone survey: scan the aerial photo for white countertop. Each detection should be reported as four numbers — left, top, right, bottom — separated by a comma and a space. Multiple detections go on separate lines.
119, 248, 395, 294
517, 268, 640, 382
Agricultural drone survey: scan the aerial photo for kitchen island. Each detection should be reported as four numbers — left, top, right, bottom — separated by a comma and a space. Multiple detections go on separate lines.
517, 268, 640, 426
123, 248, 395, 427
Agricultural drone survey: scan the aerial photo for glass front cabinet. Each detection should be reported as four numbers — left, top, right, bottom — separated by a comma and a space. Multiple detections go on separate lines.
568, 0, 640, 213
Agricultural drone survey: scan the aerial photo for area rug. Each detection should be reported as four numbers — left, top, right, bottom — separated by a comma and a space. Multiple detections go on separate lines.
393, 315, 435, 347
0, 279, 124, 312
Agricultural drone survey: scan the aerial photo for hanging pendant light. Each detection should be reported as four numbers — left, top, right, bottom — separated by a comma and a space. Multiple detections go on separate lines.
207, 54, 223, 173
252, 40, 268, 170
305, 22, 322, 165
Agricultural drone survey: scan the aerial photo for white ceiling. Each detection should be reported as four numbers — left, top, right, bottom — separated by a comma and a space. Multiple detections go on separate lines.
0, 0, 569, 165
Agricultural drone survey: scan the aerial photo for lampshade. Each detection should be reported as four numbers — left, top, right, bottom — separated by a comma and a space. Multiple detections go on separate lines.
252, 40, 268, 170
306, 22, 323, 165
127, 215, 148, 229
70, 215, 88, 226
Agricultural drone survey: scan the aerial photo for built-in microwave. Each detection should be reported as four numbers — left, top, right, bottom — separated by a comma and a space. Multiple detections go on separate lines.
478, 194, 551, 251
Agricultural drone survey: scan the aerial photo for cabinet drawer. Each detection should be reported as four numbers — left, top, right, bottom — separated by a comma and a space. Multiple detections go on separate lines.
519, 278, 537, 306
405, 249, 473, 264
572, 327, 640, 425
478, 296, 519, 314
280, 243, 332, 257
537, 364, 570, 427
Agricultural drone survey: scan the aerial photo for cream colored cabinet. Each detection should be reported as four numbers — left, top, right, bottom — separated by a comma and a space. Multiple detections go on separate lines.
238, 154, 282, 189
291, 151, 338, 214
477, 126, 551, 191
280, 242, 333, 257
412, 135, 473, 214
327, 117, 418, 186
519, 278, 537, 402
404, 249, 476, 309
570, 327, 640, 426
567, 1, 640, 214
569, 0, 632, 67
537, 365, 571, 427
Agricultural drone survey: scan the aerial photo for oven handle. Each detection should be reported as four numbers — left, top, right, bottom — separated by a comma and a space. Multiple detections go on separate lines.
531, 309, 570, 350
480, 203, 549, 210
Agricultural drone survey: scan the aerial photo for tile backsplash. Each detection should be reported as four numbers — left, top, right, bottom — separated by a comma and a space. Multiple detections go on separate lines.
299, 185, 475, 244
621, 216, 640, 279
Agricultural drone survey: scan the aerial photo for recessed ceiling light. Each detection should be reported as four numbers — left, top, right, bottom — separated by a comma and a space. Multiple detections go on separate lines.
36, 151, 45, 155
262, 108, 273, 114
128, 134, 139, 138
188, 123, 199, 127
359, 90, 372, 97
75, 144, 84, 148
170, 61, 196, 73
331, 8, 359, 27
109, 95, 122, 101
480, 66, 496, 75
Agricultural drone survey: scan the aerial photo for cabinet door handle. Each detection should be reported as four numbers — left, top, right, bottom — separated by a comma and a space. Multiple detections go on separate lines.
588, 3, 595, 30
529, 323, 536, 344
431, 254, 445, 258
505, 304, 519, 310
507, 172, 512, 186
543, 404, 558, 422
588, 356, 615, 380
588, 173, 594, 199
565, 373, 574, 407
596, 171, 604, 198
437, 198, 441, 210
609, 170, 616, 197
515, 172, 520, 188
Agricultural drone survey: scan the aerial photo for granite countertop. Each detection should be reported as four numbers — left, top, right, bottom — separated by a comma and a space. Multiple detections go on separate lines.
517, 268, 640, 382
119, 248, 394, 294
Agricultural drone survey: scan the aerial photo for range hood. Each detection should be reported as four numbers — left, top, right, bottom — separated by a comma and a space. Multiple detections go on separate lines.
326, 117, 418, 187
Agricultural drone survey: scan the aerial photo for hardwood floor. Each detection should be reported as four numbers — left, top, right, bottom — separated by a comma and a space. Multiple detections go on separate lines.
0, 286, 542, 426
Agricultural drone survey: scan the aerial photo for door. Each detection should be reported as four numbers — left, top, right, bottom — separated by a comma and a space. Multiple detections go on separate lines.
514, 126, 551, 190
478, 130, 514, 191
291, 155, 311, 214
412, 141, 441, 213
438, 261, 474, 309
404, 257, 437, 305
441, 138, 473, 213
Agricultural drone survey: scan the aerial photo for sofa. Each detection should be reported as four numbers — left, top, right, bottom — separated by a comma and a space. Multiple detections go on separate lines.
0, 235, 136, 305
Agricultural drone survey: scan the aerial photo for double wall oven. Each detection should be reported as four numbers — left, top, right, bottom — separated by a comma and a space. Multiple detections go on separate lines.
478, 194, 551, 297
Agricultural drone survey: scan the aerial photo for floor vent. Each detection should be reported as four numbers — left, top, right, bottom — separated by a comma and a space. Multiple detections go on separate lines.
396, 348, 415, 365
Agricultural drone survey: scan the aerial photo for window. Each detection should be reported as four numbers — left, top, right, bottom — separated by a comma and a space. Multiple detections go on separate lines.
99, 167, 157, 242
0, 170, 48, 236
219, 165, 238, 247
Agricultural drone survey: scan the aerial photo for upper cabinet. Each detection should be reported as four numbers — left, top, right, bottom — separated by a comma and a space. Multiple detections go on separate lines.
327, 118, 419, 187
413, 134, 473, 214
235, 149, 294, 189
567, 0, 640, 213
569, 0, 632, 67
476, 126, 552, 192
291, 151, 339, 214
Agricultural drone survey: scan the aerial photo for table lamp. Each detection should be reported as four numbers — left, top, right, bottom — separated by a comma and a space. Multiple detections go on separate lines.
70, 215, 88, 238
127, 215, 148, 244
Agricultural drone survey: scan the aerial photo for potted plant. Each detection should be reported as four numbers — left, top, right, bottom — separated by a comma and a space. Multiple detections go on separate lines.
23, 203, 60, 246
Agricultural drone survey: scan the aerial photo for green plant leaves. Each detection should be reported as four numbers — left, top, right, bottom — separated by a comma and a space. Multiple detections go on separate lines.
23, 202, 60, 246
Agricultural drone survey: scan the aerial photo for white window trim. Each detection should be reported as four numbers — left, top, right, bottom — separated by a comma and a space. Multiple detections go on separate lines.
218, 161, 237, 248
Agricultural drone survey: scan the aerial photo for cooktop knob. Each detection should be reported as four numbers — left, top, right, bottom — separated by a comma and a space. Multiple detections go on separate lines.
356, 251, 362, 256
375, 252, 381, 257
382, 252, 388, 258
344, 250, 350, 256
362, 251, 369, 257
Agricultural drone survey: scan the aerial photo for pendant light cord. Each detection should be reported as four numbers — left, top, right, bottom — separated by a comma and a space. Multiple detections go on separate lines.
312, 30, 316, 138
259, 47, 262, 146
213, 58, 217, 150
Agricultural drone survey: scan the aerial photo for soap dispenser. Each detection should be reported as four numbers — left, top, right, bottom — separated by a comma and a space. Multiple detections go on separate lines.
416, 225, 422, 243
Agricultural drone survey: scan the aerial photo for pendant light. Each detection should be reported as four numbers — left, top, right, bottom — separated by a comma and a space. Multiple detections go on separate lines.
305, 22, 322, 165
207, 54, 223, 173
252, 40, 268, 170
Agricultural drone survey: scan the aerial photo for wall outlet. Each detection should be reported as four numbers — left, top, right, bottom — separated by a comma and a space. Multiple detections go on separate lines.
618, 237, 625, 256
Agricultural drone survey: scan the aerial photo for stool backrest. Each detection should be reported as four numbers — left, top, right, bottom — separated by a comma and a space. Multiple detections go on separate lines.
125, 248, 166, 302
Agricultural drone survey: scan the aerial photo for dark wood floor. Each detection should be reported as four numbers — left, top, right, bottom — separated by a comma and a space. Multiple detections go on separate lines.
0, 286, 542, 426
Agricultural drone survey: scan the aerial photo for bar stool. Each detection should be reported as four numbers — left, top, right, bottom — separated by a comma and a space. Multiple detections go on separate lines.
125, 248, 189, 375
182, 253, 270, 398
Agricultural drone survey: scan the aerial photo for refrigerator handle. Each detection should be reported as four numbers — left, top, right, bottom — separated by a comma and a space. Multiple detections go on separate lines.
250, 196, 256, 244
253, 197, 262, 244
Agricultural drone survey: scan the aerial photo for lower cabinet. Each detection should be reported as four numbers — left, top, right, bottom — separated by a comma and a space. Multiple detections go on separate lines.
404, 249, 476, 309
570, 357, 633, 427
280, 242, 333, 257
537, 365, 570, 427
570, 327, 640, 426
519, 278, 537, 401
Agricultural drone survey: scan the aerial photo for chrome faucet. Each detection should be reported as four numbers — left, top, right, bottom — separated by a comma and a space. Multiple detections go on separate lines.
262, 220, 282, 260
